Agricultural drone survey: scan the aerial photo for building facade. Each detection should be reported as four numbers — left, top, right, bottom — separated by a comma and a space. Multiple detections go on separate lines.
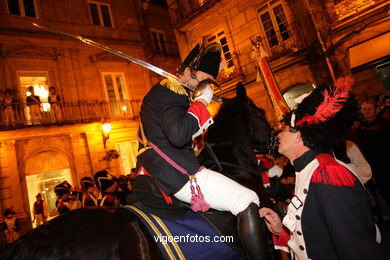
166, 0, 389, 125
0, 0, 180, 236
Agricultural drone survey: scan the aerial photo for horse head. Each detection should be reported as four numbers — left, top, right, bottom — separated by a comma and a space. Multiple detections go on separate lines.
199, 82, 273, 206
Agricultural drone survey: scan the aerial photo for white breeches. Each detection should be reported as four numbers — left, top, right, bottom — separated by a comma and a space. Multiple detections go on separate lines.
174, 168, 259, 216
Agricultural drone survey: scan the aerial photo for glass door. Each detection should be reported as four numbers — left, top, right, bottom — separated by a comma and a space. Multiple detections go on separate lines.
26, 169, 73, 227
17, 71, 51, 125
103, 73, 130, 117
117, 141, 138, 175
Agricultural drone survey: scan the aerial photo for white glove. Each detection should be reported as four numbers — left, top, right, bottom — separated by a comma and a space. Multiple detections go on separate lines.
268, 165, 283, 178
194, 84, 214, 106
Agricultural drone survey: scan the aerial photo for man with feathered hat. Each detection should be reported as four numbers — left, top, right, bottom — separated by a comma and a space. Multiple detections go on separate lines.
259, 77, 383, 259
136, 42, 269, 259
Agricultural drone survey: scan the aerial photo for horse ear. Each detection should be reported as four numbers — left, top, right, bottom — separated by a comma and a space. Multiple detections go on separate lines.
236, 82, 247, 99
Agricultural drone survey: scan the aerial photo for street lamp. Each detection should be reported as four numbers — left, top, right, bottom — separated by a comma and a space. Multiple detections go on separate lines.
102, 123, 111, 149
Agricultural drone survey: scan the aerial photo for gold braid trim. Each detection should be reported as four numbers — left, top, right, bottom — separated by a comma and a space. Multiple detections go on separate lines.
160, 78, 187, 95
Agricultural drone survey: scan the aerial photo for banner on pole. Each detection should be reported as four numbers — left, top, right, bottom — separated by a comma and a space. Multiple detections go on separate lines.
251, 38, 290, 121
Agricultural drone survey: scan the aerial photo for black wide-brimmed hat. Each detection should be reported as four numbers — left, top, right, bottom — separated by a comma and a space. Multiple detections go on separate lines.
179, 42, 222, 79
282, 77, 358, 153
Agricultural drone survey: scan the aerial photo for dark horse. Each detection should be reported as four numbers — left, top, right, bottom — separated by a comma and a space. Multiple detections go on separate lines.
0, 83, 273, 260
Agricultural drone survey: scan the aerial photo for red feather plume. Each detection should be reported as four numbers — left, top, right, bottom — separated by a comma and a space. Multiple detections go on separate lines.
296, 76, 353, 126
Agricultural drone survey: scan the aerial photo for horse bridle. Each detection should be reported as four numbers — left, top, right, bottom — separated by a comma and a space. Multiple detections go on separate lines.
202, 141, 260, 176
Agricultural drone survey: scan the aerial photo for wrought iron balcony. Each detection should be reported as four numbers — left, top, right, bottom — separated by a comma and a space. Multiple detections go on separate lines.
168, 0, 219, 27
256, 22, 305, 61
0, 99, 141, 130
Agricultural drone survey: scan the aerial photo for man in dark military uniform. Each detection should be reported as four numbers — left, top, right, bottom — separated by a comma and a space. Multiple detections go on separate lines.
94, 170, 118, 207
54, 183, 71, 215
136, 42, 269, 259
81, 177, 99, 207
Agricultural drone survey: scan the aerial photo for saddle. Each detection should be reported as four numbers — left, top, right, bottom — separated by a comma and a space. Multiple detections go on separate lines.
127, 175, 243, 251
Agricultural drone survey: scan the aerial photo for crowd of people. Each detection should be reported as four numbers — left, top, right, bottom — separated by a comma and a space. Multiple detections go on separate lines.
0, 85, 62, 128
53, 169, 135, 216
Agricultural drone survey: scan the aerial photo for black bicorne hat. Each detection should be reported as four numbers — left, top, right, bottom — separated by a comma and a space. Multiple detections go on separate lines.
282, 77, 358, 153
3, 208, 15, 217
81, 177, 94, 190
54, 183, 69, 198
94, 170, 117, 192
179, 41, 222, 79
178, 42, 202, 75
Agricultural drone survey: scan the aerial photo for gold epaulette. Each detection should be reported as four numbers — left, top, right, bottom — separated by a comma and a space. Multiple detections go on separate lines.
160, 78, 187, 95
137, 146, 151, 156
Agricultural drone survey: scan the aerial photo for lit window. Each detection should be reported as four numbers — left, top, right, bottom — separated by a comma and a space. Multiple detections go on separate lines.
257, 1, 290, 48
8, 0, 36, 17
89, 1, 113, 27
151, 29, 168, 56
208, 31, 234, 68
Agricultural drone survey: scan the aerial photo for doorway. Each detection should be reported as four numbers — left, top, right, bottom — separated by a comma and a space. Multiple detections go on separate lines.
24, 150, 73, 227
26, 169, 73, 227
117, 141, 138, 175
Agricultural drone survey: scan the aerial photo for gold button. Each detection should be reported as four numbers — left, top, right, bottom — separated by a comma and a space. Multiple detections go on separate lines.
303, 189, 308, 194
299, 245, 304, 250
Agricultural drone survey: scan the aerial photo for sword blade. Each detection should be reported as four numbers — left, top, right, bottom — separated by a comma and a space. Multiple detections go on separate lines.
32, 23, 192, 90
33, 23, 223, 102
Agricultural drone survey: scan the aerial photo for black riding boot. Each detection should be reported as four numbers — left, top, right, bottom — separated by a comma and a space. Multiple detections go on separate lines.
237, 203, 270, 260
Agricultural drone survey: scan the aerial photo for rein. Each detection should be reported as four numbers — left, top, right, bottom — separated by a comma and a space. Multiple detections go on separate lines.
203, 141, 260, 176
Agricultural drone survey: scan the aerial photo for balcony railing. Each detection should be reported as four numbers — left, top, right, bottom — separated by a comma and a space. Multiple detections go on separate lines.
168, 0, 219, 27
257, 22, 305, 61
0, 99, 141, 130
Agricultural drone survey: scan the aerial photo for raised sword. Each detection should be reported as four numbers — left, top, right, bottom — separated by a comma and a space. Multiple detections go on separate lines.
32, 23, 222, 102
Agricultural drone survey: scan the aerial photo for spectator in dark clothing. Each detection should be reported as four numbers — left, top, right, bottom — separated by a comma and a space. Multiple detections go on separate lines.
358, 100, 390, 208
33, 193, 48, 227
26, 86, 42, 124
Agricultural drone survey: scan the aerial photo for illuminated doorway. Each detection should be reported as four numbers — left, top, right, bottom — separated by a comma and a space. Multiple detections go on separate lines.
17, 71, 51, 124
24, 151, 73, 227
117, 141, 138, 175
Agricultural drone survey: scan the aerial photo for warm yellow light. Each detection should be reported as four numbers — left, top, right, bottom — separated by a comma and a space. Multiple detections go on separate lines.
102, 123, 111, 135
